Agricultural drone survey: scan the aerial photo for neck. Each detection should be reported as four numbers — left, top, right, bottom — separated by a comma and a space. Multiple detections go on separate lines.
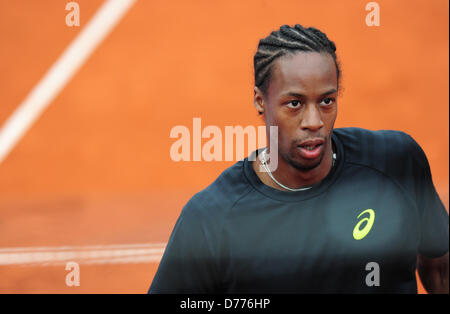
253, 140, 335, 191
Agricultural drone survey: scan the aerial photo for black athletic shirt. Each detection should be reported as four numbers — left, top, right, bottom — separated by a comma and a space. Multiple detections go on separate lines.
149, 128, 449, 294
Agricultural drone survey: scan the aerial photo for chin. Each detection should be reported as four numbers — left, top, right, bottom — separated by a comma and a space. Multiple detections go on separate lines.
288, 158, 322, 171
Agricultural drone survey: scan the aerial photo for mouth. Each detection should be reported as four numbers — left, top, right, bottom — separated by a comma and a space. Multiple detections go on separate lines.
296, 139, 325, 159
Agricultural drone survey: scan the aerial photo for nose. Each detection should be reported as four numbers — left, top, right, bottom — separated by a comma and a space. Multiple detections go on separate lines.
300, 104, 324, 131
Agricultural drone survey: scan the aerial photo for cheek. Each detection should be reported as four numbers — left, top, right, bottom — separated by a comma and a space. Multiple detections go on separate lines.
324, 109, 337, 129
264, 109, 295, 148
264, 103, 280, 127
274, 118, 299, 149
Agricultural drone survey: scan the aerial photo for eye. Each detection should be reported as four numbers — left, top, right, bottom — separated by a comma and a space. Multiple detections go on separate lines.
286, 100, 302, 109
320, 97, 335, 107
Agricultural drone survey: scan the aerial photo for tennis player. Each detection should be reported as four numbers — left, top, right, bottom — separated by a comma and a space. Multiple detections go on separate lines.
149, 24, 448, 293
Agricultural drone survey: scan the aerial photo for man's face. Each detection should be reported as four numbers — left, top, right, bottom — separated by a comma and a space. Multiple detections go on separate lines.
260, 52, 338, 171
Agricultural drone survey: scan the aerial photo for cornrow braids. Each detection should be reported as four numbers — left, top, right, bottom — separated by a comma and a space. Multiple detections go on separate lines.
254, 24, 340, 97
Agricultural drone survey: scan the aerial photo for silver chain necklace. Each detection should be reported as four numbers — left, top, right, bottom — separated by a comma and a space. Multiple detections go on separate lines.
259, 148, 337, 192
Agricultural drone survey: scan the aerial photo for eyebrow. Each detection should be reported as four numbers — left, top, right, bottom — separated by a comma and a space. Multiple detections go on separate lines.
282, 89, 337, 98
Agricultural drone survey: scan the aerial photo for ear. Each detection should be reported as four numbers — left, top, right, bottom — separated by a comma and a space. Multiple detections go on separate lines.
254, 86, 265, 115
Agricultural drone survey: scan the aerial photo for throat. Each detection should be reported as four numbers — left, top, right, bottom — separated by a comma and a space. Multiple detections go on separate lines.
254, 146, 336, 192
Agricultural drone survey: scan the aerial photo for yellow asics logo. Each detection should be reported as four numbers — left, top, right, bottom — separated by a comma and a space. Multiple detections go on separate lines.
353, 209, 375, 240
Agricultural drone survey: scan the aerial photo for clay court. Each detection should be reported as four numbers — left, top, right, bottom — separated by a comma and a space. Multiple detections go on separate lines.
0, 0, 448, 293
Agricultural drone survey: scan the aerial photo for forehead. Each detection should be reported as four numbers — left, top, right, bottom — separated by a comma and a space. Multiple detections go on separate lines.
268, 52, 337, 96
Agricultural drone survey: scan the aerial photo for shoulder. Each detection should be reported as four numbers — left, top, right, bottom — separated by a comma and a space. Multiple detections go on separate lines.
333, 127, 415, 153
333, 127, 425, 169
181, 160, 253, 221
334, 127, 430, 200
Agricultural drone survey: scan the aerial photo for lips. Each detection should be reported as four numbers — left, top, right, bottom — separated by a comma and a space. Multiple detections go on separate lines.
297, 138, 325, 159
298, 138, 325, 148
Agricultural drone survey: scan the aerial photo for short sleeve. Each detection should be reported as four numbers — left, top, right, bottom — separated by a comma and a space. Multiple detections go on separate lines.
148, 201, 221, 293
408, 135, 449, 258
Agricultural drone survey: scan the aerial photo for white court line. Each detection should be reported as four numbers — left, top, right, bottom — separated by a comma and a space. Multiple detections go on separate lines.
0, 243, 166, 266
0, 0, 137, 165
0, 242, 166, 253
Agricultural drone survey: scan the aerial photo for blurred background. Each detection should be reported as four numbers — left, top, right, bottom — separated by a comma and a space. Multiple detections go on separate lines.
0, 0, 448, 293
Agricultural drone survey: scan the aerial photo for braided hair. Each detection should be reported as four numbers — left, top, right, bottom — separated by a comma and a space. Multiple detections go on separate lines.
254, 24, 340, 97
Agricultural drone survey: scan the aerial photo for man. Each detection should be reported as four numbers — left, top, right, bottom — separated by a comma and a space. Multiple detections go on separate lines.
149, 24, 448, 293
